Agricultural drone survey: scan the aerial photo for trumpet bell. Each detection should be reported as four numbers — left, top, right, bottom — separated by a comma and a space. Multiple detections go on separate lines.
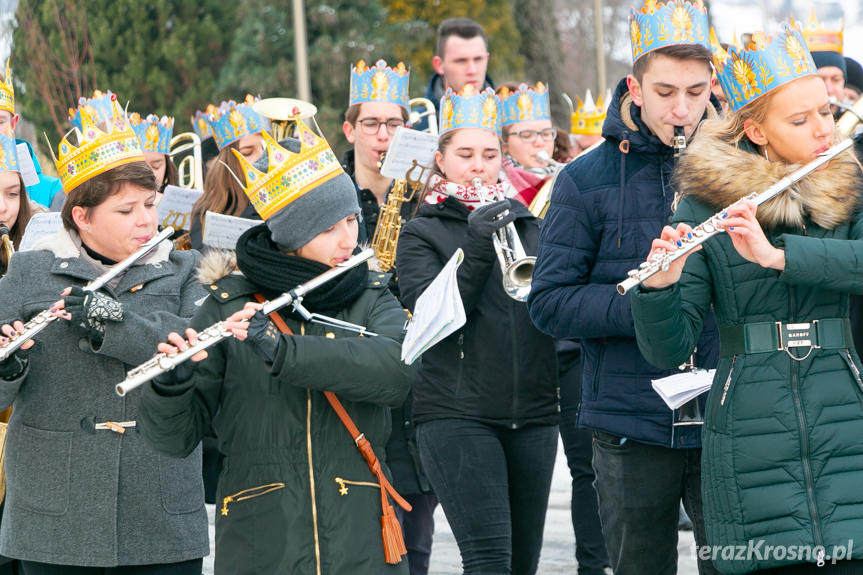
502, 257, 536, 302
254, 98, 318, 141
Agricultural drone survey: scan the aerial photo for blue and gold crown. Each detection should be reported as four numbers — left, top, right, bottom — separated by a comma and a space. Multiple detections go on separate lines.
499, 83, 550, 126
68, 90, 122, 131
796, 8, 843, 55
231, 120, 343, 221
0, 129, 19, 173
349, 59, 410, 109
571, 90, 608, 136
205, 95, 268, 150
129, 113, 174, 155
439, 85, 502, 135
0, 61, 14, 116
630, 0, 710, 62
191, 105, 218, 141
56, 93, 145, 193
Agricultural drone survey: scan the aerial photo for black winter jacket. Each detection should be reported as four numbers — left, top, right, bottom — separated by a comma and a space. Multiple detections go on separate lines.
396, 196, 558, 428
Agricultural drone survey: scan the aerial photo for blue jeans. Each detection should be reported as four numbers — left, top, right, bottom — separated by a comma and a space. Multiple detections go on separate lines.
558, 345, 610, 575
417, 419, 558, 575
592, 432, 718, 575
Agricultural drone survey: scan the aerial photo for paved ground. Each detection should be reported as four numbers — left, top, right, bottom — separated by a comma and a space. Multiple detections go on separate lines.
203, 438, 699, 574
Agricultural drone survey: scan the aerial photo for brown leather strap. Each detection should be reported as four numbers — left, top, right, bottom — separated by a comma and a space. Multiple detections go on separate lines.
253, 294, 412, 513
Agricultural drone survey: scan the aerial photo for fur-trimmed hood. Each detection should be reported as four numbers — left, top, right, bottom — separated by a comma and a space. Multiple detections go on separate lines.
197, 248, 240, 285
676, 128, 862, 230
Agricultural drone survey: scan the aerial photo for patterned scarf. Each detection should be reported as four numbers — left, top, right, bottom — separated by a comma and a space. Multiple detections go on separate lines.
424, 174, 515, 211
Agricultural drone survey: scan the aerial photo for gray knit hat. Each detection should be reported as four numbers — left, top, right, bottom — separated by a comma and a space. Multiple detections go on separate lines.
235, 127, 360, 252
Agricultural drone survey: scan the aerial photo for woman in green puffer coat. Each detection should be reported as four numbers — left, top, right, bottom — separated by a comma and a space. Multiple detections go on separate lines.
630, 26, 863, 575
137, 129, 413, 574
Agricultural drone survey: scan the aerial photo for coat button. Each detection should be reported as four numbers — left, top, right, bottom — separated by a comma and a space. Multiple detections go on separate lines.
210, 285, 218, 290
153, 263, 162, 269
78, 337, 91, 352
221, 292, 229, 299
325, 332, 335, 339
59, 262, 69, 269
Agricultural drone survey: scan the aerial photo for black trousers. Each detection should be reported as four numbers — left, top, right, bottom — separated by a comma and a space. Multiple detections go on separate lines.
21, 559, 202, 575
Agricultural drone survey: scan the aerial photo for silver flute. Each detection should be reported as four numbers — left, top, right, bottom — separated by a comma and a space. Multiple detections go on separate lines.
115, 248, 376, 396
616, 136, 858, 295
0, 227, 175, 361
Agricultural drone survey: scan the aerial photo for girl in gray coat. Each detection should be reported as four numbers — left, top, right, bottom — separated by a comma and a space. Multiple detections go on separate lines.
0, 103, 208, 574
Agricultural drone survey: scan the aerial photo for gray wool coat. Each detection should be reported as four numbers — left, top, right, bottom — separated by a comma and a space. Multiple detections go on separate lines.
0, 227, 209, 566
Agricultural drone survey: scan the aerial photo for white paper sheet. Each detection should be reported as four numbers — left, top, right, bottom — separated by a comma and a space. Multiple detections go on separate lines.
651, 368, 715, 410
201, 211, 259, 250
157, 185, 203, 231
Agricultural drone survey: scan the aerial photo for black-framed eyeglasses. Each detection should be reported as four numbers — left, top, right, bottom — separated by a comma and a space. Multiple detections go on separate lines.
357, 118, 406, 135
508, 128, 558, 142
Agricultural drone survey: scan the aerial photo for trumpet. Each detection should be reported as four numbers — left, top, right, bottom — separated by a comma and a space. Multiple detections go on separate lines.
831, 96, 863, 138
408, 97, 438, 135
0, 227, 175, 362
116, 249, 377, 396
169, 132, 204, 190
616, 135, 860, 295
474, 178, 536, 301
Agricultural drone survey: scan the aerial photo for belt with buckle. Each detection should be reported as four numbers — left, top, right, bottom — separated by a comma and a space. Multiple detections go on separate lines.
719, 318, 851, 361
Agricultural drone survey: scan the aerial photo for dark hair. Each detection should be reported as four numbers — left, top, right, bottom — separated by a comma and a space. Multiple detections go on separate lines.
2, 173, 32, 273
632, 44, 713, 83
61, 161, 157, 231
162, 157, 179, 191
344, 103, 409, 126
436, 18, 488, 59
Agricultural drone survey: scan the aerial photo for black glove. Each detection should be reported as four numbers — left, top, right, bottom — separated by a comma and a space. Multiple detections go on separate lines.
152, 358, 197, 395
467, 199, 517, 238
0, 352, 27, 380
246, 310, 280, 364
64, 287, 124, 341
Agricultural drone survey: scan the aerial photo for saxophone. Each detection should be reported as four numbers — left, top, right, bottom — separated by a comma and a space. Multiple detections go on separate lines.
371, 158, 424, 272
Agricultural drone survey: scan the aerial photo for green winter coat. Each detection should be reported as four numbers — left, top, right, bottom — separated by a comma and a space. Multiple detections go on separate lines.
631, 132, 863, 574
138, 251, 413, 575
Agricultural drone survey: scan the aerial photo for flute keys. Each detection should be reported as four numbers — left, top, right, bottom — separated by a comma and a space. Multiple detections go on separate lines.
158, 356, 174, 370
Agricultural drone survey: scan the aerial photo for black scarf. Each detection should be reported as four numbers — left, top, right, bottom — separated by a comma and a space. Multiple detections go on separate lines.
236, 224, 368, 316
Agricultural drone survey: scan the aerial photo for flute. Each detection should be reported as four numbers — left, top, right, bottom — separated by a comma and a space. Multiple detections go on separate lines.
115, 248, 376, 396
0, 227, 175, 361
616, 136, 858, 295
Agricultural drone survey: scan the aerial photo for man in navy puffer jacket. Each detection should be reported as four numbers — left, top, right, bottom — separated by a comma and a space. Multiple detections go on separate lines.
528, 5, 722, 573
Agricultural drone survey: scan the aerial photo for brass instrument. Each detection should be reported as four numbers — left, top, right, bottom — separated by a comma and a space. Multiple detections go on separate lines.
408, 97, 438, 135
0, 225, 14, 272
371, 160, 426, 271
116, 249, 377, 396
253, 98, 318, 141
528, 151, 566, 219
169, 132, 204, 190
833, 96, 863, 138
474, 178, 536, 301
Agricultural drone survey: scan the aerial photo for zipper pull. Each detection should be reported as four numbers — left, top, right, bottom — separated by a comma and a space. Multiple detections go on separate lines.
334, 477, 349, 496
221, 495, 234, 516
816, 547, 825, 567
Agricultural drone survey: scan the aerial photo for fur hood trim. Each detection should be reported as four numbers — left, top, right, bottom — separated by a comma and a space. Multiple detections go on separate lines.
676, 129, 862, 230
197, 249, 240, 285
31, 226, 173, 263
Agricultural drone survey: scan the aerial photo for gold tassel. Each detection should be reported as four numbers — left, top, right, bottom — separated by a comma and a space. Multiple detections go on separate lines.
381, 503, 407, 564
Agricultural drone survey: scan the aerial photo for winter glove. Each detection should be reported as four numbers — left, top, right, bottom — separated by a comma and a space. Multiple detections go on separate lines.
152, 358, 197, 396
64, 286, 123, 342
467, 199, 516, 238
0, 352, 27, 381
246, 310, 280, 364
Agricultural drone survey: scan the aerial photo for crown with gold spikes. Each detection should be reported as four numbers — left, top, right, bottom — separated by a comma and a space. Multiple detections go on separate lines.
128, 113, 174, 155
55, 92, 145, 193
499, 83, 550, 126
796, 8, 843, 54
0, 61, 13, 116
191, 105, 218, 141
205, 95, 268, 150
349, 59, 410, 109
571, 90, 608, 136
0, 128, 19, 173
630, 0, 710, 62
713, 23, 817, 113
231, 120, 343, 220
439, 84, 502, 135
68, 90, 122, 131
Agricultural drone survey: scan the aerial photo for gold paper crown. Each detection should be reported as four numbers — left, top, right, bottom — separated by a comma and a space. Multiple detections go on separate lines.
55, 93, 145, 193
0, 61, 13, 116
231, 120, 343, 220
571, 90, 608, 136
796, 8, 842, 54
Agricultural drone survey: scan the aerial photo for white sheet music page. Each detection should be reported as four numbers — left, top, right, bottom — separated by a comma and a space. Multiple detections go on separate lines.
651, 369, 716, 410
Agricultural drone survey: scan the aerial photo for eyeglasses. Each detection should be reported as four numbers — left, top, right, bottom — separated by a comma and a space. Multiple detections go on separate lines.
357, 118, 406, 135
508, 128, 558, 143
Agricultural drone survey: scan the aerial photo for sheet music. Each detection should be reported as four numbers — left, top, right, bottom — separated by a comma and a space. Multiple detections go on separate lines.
202, 211, 259, 250
19, 212, 63, 252
380, 127, 437, 183
651, 369, 715, 410
16, 143, 39, 187
157, 185, 203, 231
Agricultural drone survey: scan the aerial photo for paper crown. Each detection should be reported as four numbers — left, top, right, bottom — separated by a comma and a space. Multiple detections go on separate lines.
0, 61, 13, 116
630, 0, 710, 62
231, 120, 343, 221
205, 95, 268, 150
129, 113, 174, 155
349, 59, 410, 109
713, 24, 817, 113
439, 84, 502, 135
796, 8, 842, 55
191, 105, 218, 141
0, 129, 19, 173
499, 83, 551, 126
56, 93, 145, 193
68, 90, 122, 131
571, 90, 609, 136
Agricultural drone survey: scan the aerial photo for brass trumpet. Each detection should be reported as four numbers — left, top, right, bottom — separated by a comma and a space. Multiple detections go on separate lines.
169, 132, 204, 190
253, 98, 319, 141
408, 97, 438, 135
